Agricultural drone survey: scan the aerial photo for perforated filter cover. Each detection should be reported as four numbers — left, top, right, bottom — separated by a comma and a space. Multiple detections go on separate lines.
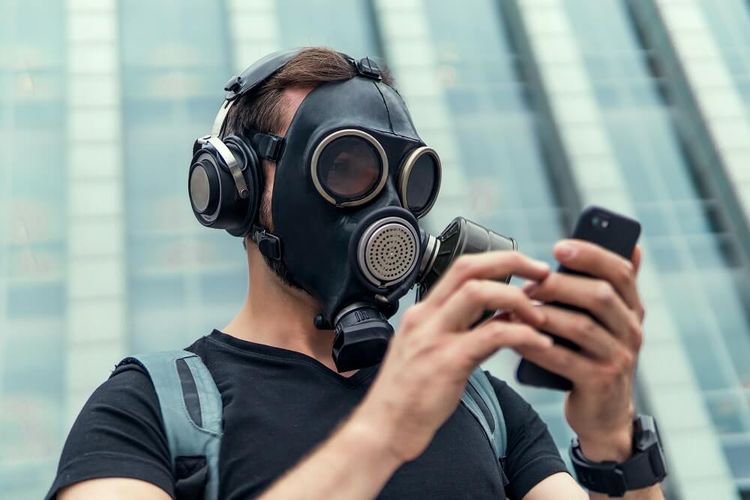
358, 218, 419, 287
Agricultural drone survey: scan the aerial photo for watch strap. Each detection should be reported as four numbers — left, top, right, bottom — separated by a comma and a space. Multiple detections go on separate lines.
570, 415, 667, 496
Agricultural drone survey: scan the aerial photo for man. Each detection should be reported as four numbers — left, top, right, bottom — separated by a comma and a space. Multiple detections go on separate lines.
48, 47, 664, 499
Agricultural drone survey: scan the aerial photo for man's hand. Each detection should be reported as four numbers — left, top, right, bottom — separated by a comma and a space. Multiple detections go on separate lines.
353, 251, 553, 463
519, 240, 645, 462
260, 251, 554, 500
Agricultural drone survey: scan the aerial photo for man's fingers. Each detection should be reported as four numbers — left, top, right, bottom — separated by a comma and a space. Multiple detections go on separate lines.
631, 244, 642, 274
553, 239, 643, 319
535, 305, 620, 361
436, 279, 545, 332
517, 343, 600, 384
455, 320, 552, 367
524, 273, 640, 348
425, 252, 550, 307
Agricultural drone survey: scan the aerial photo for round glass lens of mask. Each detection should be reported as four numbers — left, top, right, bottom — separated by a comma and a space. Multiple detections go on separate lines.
317, 135, 383, 201
403, 149, 440, 217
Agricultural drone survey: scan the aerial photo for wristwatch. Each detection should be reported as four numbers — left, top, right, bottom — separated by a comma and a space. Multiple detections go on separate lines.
570, 415, 668, 497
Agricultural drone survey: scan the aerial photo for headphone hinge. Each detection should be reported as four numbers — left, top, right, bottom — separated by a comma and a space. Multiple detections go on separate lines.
224, 75, 243, 97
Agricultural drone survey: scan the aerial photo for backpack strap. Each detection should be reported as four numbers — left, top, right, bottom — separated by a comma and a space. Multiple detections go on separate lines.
114, 351, 501, 497
116, 350, 223, 500
460, 368, 508, 462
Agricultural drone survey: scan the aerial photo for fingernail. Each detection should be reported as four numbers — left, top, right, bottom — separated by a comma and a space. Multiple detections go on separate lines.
555, 242, 577, 260
539, 335, 554, 347
534, 259, 551, 272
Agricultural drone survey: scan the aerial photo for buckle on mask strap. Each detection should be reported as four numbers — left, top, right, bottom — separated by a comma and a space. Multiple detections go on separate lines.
251, 132, 285, 162
341, 54, 382, 81
251, 225, 282, 261
355, 57, 382, 81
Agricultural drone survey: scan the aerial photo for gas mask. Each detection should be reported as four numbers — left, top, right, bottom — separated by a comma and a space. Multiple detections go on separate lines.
188, 50, 516, 372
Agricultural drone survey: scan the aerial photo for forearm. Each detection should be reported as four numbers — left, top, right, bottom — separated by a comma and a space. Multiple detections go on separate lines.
258, 413, 403, 500
588, 485, 663, 500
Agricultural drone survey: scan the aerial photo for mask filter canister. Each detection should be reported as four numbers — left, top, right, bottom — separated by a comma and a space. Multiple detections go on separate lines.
418, 217, 517, 301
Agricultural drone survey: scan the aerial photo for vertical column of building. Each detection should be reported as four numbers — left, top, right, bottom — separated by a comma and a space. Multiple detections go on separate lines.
225, 0, 281, 75
371, 0, 470, 229
509, 1, 737, 498
632, 0, 750, 259
65, 0, 126, 425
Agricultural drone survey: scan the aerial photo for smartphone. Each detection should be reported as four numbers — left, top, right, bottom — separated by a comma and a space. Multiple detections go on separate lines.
516, 205, 642, 391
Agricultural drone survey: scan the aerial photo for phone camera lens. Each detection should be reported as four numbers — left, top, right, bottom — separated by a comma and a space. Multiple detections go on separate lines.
591, 215, 610, 229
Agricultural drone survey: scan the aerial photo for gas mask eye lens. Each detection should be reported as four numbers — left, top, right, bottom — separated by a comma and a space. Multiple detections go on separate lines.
322, 137, 380, 197
312, 129, 388, 207
399, 147, 441, 218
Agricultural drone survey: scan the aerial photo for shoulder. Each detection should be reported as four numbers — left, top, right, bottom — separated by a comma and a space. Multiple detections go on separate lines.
46, 361, 172, 499
484, 371, 570, 500
484, 372, 537, 423
483, 371, 553, 444
69, 361, 165, 436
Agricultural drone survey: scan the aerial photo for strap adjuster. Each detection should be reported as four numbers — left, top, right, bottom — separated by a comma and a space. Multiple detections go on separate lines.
223, 75, 242, 96
251, 132, 286, 162
355, 57, 382, 80
251, 226, 282, 261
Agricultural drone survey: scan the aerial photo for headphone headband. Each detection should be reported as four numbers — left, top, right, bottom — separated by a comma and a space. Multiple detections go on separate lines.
223, 48, 302, 102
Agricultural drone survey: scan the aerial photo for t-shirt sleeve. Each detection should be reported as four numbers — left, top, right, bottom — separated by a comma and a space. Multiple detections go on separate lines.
45, 364, 174, 499
487, 373, 569, 500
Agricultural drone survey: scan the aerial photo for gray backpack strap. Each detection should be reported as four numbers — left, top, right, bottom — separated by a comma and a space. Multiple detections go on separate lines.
460, 368, 508, 461
123, 350, 223, 500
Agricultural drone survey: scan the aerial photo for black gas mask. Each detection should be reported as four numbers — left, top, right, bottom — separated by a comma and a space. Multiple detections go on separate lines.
188, 49, 516, 372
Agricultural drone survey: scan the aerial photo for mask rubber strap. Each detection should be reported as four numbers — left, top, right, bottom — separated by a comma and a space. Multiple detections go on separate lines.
250, 132, 285, 162
250, 224, 282, 261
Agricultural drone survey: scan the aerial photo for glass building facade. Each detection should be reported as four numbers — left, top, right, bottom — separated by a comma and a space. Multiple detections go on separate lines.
1, 1, 749, 498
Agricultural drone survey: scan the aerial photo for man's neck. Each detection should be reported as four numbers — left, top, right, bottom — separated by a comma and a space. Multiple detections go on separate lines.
222, 244, 345, 374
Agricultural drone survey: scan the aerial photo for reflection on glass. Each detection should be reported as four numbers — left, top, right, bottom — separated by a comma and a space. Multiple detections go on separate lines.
276, 0, 380, 57
565, 0, 750, 488
120, 0, 242, 353
697, 0, 750, 112
0, 0, 67, 497
414, 0, 570, 451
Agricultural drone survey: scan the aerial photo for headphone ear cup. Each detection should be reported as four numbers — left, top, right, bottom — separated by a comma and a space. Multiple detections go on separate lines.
188, 135, 262, 236
222, 135, 263, 236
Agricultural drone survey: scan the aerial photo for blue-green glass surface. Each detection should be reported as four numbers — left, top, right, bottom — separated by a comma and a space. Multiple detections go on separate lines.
565, 0, 750, 489
276, 0, 380, 57
120, 0, 243, 353
698, 0, 750, 113
0, 1, 67, 498
412, 0, 571, 454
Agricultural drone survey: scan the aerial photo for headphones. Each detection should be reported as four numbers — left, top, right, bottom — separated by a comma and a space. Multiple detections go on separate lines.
188, 49, 299, 246
188, 49, 383, 256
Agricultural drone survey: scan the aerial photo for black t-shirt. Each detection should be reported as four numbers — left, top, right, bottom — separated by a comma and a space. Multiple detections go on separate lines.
47, 330, 567, 499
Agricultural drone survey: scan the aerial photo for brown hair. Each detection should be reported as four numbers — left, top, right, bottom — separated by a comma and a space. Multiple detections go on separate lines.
224, 46, 394, 138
